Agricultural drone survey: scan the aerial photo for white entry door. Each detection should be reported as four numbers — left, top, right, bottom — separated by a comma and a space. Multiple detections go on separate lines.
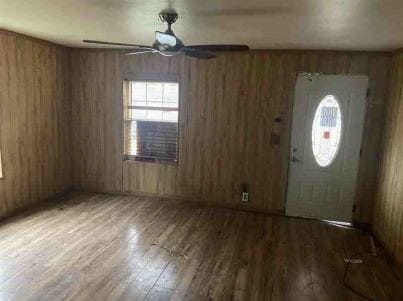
286, 74, 368, 223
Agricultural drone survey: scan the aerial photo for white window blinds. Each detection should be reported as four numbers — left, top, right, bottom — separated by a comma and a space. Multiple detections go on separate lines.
124, 81, 179, 164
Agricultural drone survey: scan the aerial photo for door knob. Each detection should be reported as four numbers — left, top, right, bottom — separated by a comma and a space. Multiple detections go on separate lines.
291, 156, 301, 163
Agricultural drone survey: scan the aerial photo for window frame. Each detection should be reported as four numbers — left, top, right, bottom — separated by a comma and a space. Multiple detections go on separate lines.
123, 73, 180, 165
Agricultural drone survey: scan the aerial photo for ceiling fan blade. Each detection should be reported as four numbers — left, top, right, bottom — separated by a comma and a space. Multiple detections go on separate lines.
181, 48, 216, 59
83, 40, 153, 49
125, 50, 157, 56
155, 31, 177, 47
185, 44, 250, 52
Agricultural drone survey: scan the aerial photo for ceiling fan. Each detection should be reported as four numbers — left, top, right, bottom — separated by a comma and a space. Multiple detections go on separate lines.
83, 11, 249, 59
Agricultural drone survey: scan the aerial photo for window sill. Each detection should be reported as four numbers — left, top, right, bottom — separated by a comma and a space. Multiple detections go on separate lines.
123, 155, 178, 165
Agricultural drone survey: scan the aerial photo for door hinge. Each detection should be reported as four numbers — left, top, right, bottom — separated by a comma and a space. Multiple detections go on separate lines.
352, 204, 356, 212
359, 147, 363, 157
366, 88, 371, 99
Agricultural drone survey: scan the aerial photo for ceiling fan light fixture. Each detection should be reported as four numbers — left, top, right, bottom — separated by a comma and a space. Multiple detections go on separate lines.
155, 31, 177, 47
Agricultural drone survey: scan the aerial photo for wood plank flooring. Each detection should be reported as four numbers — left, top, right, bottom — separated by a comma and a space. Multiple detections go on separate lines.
0, 192, 401, 301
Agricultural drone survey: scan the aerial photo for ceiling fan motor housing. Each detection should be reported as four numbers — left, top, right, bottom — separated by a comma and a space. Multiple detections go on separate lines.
159, 12, 178, 26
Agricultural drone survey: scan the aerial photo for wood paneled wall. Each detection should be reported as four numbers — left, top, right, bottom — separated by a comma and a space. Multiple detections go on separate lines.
373, 51, 403, 268
71, 49, 391, 223
0, 27, 400, 265
0, 30, 72, 219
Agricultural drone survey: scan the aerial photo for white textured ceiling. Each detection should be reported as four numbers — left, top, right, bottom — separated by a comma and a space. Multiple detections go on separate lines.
0, 0, 402, 50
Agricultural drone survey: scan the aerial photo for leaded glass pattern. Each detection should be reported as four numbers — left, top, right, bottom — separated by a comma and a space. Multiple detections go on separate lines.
312, 95, 342, 167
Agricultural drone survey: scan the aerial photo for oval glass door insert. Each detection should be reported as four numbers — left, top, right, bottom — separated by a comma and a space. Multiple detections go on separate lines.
311, 95, 342, 167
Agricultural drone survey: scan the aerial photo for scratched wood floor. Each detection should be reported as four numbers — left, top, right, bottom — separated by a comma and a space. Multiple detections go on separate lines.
0, 193, 401, 301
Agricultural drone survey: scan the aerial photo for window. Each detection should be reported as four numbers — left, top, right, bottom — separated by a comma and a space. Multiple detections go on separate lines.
124, 80, 179, 164
312, 95, 342, 167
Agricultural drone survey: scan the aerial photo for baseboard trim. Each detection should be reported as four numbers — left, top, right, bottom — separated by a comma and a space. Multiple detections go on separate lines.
0, 188, 75, 224
370, 230, 403, 279
72, 188, 285, 217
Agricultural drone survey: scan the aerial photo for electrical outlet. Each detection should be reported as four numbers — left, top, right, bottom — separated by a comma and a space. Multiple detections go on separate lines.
242, 192, 249, 203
